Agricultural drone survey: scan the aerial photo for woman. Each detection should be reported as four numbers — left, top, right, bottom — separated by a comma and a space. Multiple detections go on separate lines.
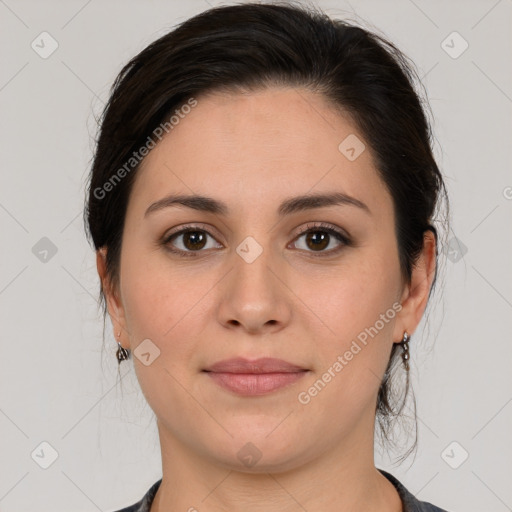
86, 2, 451, 511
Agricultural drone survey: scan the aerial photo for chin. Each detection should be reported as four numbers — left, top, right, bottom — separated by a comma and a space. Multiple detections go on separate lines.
204, 432, 313, 475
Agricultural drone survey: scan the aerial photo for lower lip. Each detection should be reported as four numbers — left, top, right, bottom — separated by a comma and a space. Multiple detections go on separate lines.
205, 371, 308, 396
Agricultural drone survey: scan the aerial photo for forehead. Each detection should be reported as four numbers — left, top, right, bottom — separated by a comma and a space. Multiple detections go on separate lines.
129, 86, 391, 218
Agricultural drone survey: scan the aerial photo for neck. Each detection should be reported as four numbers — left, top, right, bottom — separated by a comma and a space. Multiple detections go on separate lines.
150, 421, 402, 512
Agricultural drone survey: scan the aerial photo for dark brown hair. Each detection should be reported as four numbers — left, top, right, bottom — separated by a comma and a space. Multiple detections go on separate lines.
85, 1, 449, 462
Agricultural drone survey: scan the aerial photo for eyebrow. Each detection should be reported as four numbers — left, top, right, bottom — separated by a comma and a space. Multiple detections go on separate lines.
144, 191, 371, 218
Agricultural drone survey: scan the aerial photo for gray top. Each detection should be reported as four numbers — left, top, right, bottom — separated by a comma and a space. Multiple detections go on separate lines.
111, 468, 451, 512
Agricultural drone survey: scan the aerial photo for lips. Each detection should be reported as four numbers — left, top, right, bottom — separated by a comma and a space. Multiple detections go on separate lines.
203, 357, 307, 374
202, 357, 309, 396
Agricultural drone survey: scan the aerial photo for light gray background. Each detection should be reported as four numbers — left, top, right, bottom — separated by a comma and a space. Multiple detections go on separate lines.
1, 0, 511, 511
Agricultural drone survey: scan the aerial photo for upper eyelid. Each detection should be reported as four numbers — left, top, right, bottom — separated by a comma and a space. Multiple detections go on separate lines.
297, 222, 347, 236
164, 222, 221, 241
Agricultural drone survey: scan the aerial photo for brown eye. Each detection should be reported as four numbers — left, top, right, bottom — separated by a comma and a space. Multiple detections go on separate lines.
179, 230, 208, 251
291, 223, 351, 256
163, 226, 222, 257
304, 231, 330, 251
162, 222, 351, 258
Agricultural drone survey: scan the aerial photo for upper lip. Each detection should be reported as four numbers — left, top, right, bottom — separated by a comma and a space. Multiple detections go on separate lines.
203, 357, 308, 374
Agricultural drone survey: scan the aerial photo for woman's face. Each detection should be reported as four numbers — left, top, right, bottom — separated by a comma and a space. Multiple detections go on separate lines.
100, 87, 433, 472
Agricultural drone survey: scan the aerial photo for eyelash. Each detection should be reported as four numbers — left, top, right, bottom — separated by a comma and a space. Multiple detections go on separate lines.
161, 222, 352, 258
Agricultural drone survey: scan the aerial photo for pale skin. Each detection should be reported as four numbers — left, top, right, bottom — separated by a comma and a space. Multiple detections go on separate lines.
97, 87, 436, 512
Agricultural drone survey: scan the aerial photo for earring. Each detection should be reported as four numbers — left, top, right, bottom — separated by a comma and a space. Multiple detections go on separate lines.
400, 331, 410, 371
115, 331, 130, 363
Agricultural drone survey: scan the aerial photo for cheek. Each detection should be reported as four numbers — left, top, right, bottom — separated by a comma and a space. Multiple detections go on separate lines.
122, 274, 172, 340
301, 250, 400, 339
118, 247, 223, 380
119, 255, 205, 408
120, 243, 191, 330
295, 275, 400, 433
294, 244, 401, 400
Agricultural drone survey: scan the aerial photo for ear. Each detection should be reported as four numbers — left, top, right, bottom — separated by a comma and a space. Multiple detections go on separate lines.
393, 229, 437, 343
96, 248, 128, 347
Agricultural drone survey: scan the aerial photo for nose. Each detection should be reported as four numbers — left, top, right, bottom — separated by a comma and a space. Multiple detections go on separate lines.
216, 238, 292, 335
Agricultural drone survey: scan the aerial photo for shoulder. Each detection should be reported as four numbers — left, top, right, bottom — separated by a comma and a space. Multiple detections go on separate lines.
109, 479, 162, 512
378, 469, 452, 512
